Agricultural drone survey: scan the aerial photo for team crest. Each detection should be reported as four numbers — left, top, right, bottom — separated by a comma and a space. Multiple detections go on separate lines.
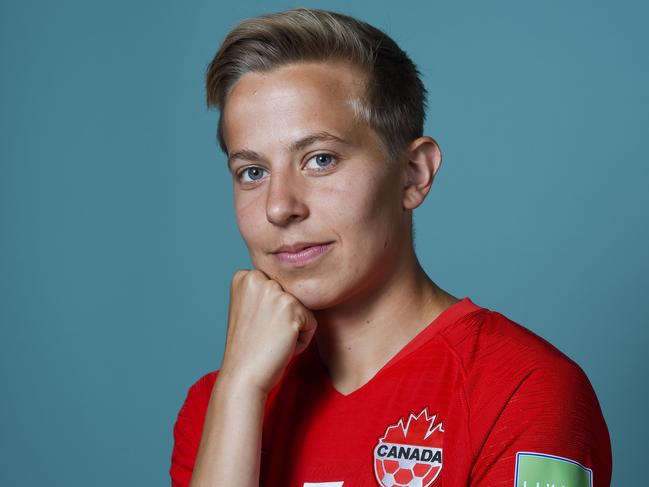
373, 407, 444, 487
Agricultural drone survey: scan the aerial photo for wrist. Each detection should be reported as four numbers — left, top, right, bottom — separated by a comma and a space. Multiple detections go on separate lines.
215, 368, 271, 399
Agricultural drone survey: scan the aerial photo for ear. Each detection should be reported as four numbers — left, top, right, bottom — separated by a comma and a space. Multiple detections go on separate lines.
401, 136, 442, 210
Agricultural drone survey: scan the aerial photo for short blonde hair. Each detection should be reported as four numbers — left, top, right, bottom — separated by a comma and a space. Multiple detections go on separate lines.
206, 7, 428, 164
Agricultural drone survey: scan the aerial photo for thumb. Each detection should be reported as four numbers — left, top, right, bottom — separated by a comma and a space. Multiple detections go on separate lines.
294, 311, 318, 356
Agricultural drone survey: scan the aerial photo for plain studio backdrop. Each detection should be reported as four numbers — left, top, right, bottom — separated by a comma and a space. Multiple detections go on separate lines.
1, 0, 647, 485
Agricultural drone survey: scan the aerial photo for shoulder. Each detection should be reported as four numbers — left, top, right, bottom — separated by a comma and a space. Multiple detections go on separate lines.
170, 370, 220, 485
439, 303, 611, 486
181, 370, 220, 412
439, 303, 587, 388
173, 369, 220, 438
438, 302, 607, 440
189, 369, 220, 394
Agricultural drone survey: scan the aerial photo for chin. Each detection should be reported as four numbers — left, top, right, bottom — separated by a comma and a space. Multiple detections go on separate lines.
279, 275, 334, 310
252, 255, 351, 310
267, 271, 344, 310
294, 292, 339, 311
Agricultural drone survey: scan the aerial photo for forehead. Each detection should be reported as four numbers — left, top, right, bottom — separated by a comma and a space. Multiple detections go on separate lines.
221, 61, 370, 153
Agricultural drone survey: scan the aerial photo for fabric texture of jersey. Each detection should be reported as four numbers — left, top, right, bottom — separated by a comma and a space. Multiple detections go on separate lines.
170, 297, 612, 486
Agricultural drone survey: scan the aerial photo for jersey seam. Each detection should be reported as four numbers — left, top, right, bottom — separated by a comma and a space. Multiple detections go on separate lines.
436, 330, 475, 464
467, 367, 536, 484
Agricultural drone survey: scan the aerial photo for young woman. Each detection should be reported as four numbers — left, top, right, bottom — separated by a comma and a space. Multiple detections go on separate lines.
171, 8, 611, 487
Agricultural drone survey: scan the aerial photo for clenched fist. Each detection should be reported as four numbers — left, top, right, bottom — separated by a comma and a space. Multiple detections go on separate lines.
218, 269, 318, 396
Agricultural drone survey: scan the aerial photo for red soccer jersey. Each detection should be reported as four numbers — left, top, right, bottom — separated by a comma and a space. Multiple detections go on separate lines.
170, 297, 612, 486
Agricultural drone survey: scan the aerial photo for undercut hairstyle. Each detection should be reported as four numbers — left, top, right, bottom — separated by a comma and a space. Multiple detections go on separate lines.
205, 7, 429, 164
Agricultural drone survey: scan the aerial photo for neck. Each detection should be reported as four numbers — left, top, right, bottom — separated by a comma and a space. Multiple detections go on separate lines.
312, 249, 459, 395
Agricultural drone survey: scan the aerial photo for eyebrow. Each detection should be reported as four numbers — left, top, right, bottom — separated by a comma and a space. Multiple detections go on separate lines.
227, 131, 352, 171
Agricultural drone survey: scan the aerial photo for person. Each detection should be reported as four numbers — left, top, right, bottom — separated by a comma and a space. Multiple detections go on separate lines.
170, 7, 612, 487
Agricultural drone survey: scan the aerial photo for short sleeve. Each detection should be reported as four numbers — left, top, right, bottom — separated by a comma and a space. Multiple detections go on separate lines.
170, 371, 219, 487
469, 362, 612, 487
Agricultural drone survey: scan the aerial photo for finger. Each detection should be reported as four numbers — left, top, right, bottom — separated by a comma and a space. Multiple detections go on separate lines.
294, 312, 318, 355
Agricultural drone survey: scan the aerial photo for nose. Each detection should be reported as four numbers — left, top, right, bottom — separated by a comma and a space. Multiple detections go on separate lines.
265, 168, 309, 226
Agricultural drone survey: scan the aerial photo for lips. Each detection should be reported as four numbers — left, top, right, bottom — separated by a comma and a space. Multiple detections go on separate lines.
273, 242, 334, 266
273, 241, 333, 254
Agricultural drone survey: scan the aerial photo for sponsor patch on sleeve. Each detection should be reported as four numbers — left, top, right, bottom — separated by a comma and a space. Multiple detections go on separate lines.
514, 451, 592, 487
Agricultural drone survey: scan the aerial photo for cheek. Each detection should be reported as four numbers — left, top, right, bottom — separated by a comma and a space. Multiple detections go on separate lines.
234, 193, 267, 249
322, 174, 391, 252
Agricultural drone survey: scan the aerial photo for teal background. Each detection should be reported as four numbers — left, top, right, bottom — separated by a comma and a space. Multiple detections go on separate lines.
1, 0, 646, 485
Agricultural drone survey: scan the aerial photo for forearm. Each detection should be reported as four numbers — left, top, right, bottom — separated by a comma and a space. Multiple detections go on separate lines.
189, 372, 267, 487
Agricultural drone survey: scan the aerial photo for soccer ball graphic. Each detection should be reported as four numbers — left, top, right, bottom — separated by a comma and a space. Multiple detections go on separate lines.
379, 459, 437, 487
373, 408, 444, 487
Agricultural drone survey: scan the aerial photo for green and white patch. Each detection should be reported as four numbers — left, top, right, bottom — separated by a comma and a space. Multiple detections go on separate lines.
515, 451, 592, 487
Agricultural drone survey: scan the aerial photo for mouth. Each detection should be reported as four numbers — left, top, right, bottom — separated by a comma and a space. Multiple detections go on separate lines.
273, 242, 334, 267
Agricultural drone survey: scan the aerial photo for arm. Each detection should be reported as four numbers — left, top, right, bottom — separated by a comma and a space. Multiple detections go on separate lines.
189, 373, 267, 487
170, 269, 317, 486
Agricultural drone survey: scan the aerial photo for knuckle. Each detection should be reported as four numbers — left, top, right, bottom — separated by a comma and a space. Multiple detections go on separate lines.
278, 293, 296, 308
248, 269, 264, 278
231, 270, 248, 287
249, 271, 269, 288
265, 279, 283, 292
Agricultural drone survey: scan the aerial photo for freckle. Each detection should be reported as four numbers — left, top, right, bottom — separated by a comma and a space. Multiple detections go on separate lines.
384, 238, 389, 249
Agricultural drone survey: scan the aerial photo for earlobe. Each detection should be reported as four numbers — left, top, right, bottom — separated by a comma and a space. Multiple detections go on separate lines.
401, 136, 442, 210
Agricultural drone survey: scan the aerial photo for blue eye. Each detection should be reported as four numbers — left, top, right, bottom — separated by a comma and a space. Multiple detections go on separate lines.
236, 153, 338, 184
305, 153, 338, 171
237, 166, 267, 183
